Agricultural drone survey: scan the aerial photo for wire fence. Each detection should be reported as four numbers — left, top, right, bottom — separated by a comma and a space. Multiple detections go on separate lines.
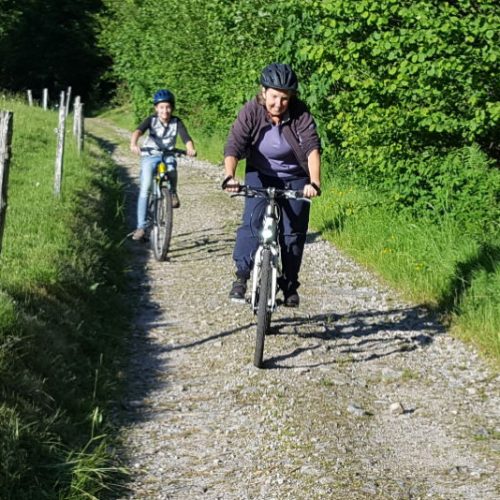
0, 88, 84, 252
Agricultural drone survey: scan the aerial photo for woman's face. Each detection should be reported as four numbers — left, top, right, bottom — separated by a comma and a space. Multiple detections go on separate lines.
262, 87, 292, 119
155, 101, 173, 122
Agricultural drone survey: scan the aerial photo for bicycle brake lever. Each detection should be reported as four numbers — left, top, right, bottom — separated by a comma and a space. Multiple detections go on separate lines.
290, 192, 311, 203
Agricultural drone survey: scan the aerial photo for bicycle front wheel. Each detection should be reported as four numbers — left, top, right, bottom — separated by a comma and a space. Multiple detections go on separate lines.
151, 186, 173, 261
254, 248, 273, 368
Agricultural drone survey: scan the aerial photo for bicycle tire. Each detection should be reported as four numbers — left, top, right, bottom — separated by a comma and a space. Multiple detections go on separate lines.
254, 248, 272, 368
151, 186, 173, 261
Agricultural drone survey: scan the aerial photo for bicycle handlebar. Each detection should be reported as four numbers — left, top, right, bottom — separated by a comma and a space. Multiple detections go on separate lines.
231, 185, 311, 202
140, 146, 190, 157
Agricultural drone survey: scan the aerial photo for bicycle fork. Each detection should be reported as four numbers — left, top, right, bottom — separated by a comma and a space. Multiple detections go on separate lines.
251, 245, 280, 313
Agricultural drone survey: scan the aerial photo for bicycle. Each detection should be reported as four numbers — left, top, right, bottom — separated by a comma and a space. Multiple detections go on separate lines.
144, 147, 186, 261
230, 185, 311, 368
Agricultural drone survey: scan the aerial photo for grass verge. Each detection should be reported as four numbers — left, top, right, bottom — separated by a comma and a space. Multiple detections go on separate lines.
95, 102, 136, 132
0, 96, 130, 497
311, 178, 499, 365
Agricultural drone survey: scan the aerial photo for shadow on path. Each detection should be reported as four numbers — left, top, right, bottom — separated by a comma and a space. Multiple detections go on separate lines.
132, 303, 444, 373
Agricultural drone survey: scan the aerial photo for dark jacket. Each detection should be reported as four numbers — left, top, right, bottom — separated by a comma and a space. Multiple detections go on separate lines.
224, 97, 321, 176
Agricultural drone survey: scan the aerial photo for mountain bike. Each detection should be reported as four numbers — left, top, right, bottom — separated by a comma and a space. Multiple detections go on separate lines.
145, 148, 186, 261
231, 185, 310, 368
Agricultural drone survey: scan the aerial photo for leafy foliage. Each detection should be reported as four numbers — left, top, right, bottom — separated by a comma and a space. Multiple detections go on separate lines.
99, 0, 279, 130
286, 0, 499, 225
99, 0, 498, 231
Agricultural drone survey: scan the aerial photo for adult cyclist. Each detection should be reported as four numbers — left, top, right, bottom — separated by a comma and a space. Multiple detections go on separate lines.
222, 63, 321, 307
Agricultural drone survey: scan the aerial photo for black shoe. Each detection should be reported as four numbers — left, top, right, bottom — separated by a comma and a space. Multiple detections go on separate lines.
284, 290, 300, 308
229, 278, 247, 302
279, 278, 300, 308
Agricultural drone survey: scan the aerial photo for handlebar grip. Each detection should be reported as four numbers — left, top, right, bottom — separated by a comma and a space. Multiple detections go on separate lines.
221, 175, 234, 190
222, 176, 244, 191
310, 182, 321, 196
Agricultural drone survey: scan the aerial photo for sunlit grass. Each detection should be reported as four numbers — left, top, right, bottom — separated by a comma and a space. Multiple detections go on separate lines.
0, 96, 130, 497
0, 97, 84, 286
311, 177, 500, 365
454, 267, 500, 359
96, 102, 136, 131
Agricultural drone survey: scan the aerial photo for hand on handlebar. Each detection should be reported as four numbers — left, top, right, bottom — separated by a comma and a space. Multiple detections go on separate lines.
222, 175, 241, 193
130, 144, 141, 156
186, 148, 197, 157
303, 183, 321, 198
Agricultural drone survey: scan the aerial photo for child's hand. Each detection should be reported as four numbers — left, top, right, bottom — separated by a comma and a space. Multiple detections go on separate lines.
130, 144, 141, 155
187, 148, 197, 157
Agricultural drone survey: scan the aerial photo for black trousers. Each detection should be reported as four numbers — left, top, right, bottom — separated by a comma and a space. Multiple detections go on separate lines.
233, 169, 310, 291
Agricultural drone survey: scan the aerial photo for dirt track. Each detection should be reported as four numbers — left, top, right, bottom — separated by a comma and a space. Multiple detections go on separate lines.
88, 118, 499, 500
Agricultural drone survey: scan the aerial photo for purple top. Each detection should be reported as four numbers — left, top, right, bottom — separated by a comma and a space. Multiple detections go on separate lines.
249, 123, 304, 178
224, 97, 321, 178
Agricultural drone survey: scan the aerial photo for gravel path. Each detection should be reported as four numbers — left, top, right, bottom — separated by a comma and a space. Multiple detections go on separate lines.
88, 119, 499, 499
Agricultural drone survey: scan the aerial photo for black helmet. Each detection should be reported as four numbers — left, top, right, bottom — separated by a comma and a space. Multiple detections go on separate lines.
260, 63, 298, 92
153, 89, 175, 107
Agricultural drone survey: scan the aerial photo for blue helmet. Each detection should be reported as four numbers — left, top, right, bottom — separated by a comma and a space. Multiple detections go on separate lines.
153, 89, 175, 107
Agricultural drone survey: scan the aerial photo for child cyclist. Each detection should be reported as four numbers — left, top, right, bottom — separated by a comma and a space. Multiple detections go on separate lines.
130, 89, 196, 240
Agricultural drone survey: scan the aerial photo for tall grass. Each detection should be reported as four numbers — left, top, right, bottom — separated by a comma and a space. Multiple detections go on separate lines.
0, 96, 130, 497
311, 178, 500, 363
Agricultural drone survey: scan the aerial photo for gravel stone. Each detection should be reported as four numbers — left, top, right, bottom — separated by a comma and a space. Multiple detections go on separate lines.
88, 118, 500, 500
389, 402, 405, 415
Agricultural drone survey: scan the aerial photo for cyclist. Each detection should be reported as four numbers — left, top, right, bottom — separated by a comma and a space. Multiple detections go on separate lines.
222, 63, 321, 307
130, 89, 196, 241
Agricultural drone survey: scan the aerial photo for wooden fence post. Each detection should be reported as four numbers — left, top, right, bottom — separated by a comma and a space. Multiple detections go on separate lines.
0, 111, 13, 255
27, 90, 33, 106
73, 96, 81, 136
59, 90, 65, 112
72, 97, 84, 155
43, 88, 48, 110
54, 98, 66, 196
77, 103, 84, 154
65, 86, 72, 117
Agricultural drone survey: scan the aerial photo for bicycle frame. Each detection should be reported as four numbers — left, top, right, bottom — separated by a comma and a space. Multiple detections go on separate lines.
142, 147, 186, 206
228, 184, 312, 367
146, 159, 170, 231
152, 158, 171, 195
146, 150, 182, 261
147, 148, 184, 226
251, 188, 281, 314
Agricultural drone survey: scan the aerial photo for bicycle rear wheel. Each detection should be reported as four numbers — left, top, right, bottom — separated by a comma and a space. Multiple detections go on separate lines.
254, 248, 273, 368
151, 186, 173, 261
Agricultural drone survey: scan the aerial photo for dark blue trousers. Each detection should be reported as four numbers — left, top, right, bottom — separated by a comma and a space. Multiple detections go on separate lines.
233, 169, 310, 291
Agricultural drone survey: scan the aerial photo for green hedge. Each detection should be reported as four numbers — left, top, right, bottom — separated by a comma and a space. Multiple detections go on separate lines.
285, 0, 499, 227
99, 0, 499, 229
